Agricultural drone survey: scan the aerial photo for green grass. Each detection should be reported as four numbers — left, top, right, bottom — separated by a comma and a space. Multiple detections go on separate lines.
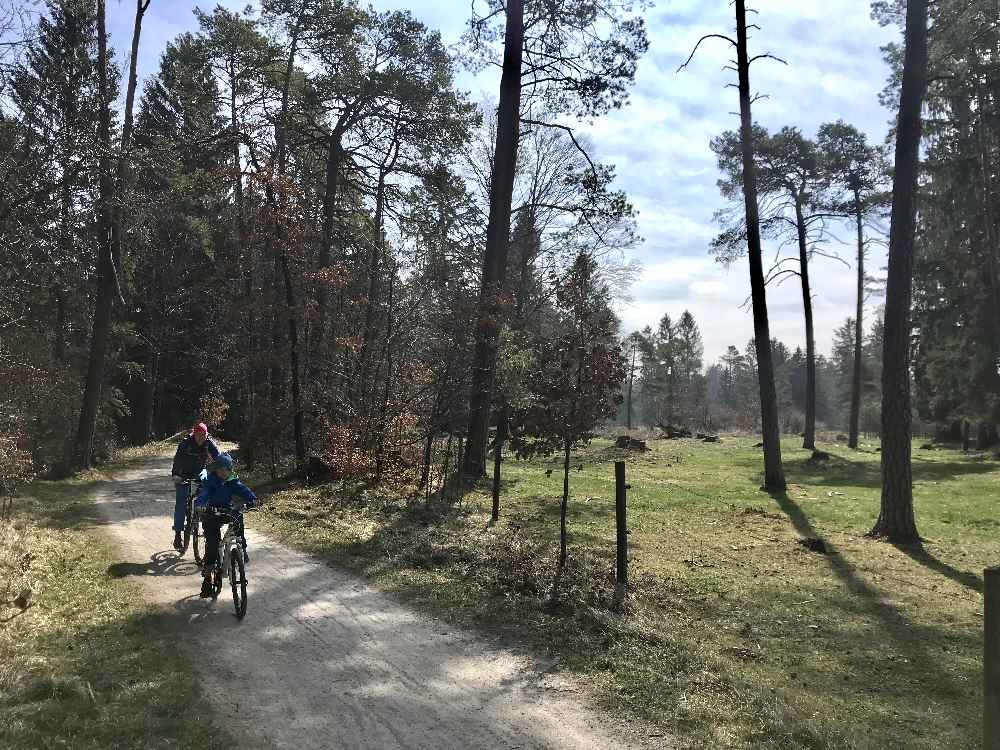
0, 473, 229, 750
251, 436, 996, 749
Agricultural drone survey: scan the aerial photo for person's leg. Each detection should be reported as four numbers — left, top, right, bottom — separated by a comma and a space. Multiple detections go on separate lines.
173, 482, 188, 532
203, 515, 222, 569
171, 483, 188, 549
200, 515, 222, 597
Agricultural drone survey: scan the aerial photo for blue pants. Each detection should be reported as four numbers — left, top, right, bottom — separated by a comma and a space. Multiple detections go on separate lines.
173, 483, 190, 532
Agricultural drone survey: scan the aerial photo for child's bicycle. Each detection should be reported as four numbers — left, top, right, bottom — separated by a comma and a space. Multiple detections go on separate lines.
179, 479, 204, 563
202, 506, 251, 619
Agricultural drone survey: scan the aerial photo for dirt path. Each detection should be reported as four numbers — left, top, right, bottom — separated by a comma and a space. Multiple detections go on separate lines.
93, 455, 670, 750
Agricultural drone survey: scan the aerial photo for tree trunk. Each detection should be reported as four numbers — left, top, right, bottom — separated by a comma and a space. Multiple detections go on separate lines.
560, 436, 570, 567
667, 369, 675, 427
274, 16, 304, 469
139, 342, 157, 442
280, 253, 305, 466
978, 423, 999, 451
437, 432, 453, 505
871, 0, 928, 543
75, 0, 116, 469
268, 311, 285, 417
795, 198, 816, 450
975, 86, 1000, 437
463, 0, 524, 478
374, 267, 397, 478
626, 341, 636, 431
230, 68, 245, 263
230, 59, 256, 466
849, 200, 865, 449
109, 0, 149, 296
420, 430, 435, 490
55, 163, 71, 364
53, 286, 66, 365
359, 166, 388, 389
735, 0, 785, 490
962, 419, 971, 452
491, 412, 506, 523
315, 130, 342, 366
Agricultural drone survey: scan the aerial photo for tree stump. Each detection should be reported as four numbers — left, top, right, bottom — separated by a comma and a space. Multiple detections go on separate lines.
304, 455, 338, 482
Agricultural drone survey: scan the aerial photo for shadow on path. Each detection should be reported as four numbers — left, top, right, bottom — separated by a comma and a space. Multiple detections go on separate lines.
107, 550, 201, 579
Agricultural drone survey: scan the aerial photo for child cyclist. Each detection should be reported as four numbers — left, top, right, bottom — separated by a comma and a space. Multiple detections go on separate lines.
195, 452, 257, 598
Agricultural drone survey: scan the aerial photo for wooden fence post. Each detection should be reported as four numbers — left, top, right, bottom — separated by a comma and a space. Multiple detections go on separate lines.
614, 461, 627, 607
987, 566, 1000, 749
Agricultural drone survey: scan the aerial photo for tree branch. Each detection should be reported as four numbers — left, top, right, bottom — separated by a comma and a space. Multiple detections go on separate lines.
676, 34, 737, 73
520, 117, 598, 183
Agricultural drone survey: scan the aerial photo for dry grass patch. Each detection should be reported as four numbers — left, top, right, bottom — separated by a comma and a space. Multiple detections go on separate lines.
0, 477, 229, 749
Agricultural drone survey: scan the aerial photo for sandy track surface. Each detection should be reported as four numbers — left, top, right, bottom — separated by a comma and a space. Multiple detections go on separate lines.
93, 456, 671, 750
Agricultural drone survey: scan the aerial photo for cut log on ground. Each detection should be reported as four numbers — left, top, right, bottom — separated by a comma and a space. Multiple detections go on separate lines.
615, 436, 648, 451
656, 423, 692, 439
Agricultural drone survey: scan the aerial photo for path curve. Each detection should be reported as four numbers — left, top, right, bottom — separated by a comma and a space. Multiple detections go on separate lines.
93, 455, 669, 750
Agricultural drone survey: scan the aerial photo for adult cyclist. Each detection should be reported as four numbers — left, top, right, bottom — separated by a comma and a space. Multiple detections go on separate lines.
170, 422, 220, 551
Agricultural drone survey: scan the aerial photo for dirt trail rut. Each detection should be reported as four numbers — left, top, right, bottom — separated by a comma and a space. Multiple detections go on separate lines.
94, 456, 669, 750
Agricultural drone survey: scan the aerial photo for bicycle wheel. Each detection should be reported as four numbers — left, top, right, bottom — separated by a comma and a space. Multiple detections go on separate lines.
180, 500, 192, 555
229, 548, 247, 619
192, 515, 203, 565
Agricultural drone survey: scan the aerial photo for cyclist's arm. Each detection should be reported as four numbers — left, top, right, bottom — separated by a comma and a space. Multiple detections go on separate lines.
171, 440, 184, 479
233, 482, 257, 509
205, 438, 221, 460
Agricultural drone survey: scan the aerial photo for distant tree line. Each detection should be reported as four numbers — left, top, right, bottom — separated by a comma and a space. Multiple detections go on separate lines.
621, 311, 889, 438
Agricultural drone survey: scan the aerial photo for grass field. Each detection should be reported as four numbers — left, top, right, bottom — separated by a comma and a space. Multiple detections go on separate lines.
252, 435, 998, 749
0, 469, 228, 750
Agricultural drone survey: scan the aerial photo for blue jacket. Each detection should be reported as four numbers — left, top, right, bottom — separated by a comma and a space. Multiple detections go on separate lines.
172, 434, 221, 479
195, 473, 257, 512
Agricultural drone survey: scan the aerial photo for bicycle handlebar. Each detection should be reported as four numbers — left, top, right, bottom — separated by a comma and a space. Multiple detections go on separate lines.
198, 505, 255, 519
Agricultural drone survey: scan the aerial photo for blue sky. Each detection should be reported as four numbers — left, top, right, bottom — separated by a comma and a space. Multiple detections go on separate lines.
98, 0, 898, 363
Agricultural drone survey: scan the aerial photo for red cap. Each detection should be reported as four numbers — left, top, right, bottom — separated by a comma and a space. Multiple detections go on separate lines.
193, 422, 208, 436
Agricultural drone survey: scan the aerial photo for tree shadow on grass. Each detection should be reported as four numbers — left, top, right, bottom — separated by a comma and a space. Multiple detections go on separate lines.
893, 544, 983, 593
767, 488, 969, 698
783, 451, 997, 489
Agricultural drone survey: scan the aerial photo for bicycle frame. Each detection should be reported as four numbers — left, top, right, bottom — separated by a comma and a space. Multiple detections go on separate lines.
184, 479, 200, 514
215, 513, 246, 575
219, 521, 239, 577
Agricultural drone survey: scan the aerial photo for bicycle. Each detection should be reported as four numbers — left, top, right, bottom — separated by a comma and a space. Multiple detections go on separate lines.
179, 479, 204, 563
202, 506, 251, 619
